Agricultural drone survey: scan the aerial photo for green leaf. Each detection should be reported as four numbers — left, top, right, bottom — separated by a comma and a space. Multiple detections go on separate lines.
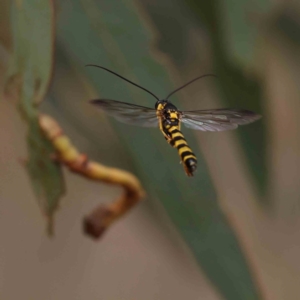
26, 118, 65, 234
55, 0, 262, 299
8, 0, 54, 106
184, 0, 267, 197
219, 0, 271, 67
6, 0, 64, 234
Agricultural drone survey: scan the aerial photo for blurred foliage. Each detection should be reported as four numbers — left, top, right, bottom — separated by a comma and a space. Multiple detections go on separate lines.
26, 119, 65, 232
184, 0, 267, 196
5, 0, 65, 234
218, 0, 271, 66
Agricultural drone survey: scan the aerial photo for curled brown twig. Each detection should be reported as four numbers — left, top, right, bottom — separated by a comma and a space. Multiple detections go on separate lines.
39, 114, 145, 239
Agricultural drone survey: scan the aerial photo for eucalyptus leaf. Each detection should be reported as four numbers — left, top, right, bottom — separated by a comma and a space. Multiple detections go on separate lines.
7, 0, 65, 233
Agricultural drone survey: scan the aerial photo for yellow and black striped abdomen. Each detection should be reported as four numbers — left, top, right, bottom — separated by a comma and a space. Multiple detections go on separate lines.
168, 126, 197, 176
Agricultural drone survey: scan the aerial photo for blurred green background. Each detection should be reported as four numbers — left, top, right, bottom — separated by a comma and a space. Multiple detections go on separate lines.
1, 0, 300, 299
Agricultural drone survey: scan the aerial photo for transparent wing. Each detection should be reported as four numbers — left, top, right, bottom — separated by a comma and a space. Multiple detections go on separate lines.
90, 99, 158, 127
181, 108, 261, 132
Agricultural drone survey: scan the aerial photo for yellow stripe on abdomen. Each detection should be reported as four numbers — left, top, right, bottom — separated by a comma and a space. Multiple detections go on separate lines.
178, 146, 194, 157
168, 126, 197, 176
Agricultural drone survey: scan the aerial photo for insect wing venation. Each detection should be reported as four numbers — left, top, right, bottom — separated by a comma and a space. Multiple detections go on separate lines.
90, 99, 158, 127
180, 109, 261, 132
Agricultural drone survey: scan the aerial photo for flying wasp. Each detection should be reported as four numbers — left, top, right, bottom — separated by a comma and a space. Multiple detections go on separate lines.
87, 65, 261, 177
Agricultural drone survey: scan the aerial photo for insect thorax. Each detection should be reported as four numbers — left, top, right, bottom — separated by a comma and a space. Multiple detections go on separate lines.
163, 115, 179, 127
156, 100, 180, 127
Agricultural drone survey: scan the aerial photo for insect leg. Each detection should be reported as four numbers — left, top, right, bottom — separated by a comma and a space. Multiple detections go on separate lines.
158, 115, 172, 142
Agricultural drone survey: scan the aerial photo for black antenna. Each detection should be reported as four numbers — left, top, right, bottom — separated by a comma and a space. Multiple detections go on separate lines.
86, 64, 159, 101
165, 74, 217, 100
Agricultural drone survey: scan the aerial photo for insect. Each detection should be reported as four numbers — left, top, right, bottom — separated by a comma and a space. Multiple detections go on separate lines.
87, 64, 261, 177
